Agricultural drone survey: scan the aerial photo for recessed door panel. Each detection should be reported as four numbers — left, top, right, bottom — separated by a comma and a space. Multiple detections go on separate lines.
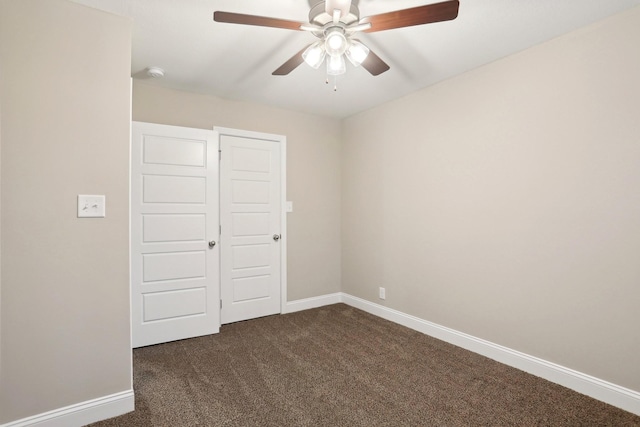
232, 213, 270, 237
143, 135, 205, 167
232, 276, 270, 302
231, 146, 271, 173
143, 214, 205, 243
232, 180, 270, 204
143, 175, 206, 204
232, 244, 270, 270
143, 288, 207, 322
143, 251, 205, 283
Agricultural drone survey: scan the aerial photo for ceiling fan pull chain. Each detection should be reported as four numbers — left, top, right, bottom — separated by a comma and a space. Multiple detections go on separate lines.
323, 74, 338, 91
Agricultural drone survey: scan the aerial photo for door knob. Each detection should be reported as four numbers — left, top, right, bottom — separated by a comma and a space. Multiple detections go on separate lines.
273, 234, 281, 242
208, 240, 216, 248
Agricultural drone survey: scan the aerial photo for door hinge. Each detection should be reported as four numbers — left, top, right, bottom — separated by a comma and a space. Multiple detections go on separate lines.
220, 300, 222, 309
219, 224, 221, 235
218, 149, 221, 161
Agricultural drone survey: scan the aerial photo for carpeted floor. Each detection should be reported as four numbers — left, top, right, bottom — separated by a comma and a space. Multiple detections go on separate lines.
89, 304, 640, 426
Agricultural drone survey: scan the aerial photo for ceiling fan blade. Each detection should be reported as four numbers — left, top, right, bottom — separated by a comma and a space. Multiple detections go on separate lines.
361, 49, 390, 76
214, 11, 304, 31
325, 0, 352, 20
272, 46, 309, 76
361, 0, 459, 33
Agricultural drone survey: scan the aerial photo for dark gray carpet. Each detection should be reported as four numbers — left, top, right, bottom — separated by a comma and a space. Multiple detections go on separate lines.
89, 304, 640, 426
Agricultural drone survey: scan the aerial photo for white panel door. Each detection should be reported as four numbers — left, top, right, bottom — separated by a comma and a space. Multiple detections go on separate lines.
131, 122, 219, 348
219, 129, 285, 324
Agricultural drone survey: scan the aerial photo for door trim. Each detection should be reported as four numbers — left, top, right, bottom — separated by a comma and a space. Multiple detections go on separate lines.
214, 126, 287, 316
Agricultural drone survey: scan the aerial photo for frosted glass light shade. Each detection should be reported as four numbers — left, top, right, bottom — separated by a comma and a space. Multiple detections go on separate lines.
325, 29, 347, 56
345, 40, 370, 67
303, 41, 326, 69
326, 54, 346, 75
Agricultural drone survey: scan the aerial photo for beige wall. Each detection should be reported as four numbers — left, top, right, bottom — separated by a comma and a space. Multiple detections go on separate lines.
0, 0, 132, 423
0, 17, 3, 388
133, 82, 342, 301
1, 0, 636, 423
342, 6, 640, 392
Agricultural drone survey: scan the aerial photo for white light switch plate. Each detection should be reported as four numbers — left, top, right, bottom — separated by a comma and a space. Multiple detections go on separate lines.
78, 195, 105, 218
286, 201, 293, 213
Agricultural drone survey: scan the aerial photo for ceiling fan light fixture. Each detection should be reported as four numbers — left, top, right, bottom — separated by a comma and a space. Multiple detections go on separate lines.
324, 28, 347, 56
345, 40, 370, 67
302, 41, 326, 69
326, 54, 346, 75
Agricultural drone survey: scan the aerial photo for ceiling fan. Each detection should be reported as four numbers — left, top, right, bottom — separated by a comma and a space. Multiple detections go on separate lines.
213, 0, 459, 78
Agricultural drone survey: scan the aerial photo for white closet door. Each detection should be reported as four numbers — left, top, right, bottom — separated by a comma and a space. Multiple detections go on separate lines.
219, 129, 285, 325
131, 121, 219, 348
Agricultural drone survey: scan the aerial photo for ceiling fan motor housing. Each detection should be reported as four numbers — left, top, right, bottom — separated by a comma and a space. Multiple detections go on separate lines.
309, 1, 359, 26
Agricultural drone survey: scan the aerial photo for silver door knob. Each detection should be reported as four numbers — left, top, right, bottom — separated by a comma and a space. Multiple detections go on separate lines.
273, 234, 281, 242
208, 240, 216, 248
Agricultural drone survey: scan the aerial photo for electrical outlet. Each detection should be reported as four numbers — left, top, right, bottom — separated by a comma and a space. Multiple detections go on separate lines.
379, 287, 386, 300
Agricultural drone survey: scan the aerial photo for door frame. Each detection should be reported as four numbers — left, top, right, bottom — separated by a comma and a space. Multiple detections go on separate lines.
214, 126, 287, 317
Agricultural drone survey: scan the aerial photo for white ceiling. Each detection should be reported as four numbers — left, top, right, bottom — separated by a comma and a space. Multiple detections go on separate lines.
71, 0, 640, 118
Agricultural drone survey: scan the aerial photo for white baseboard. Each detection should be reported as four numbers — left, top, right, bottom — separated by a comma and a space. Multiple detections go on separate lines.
284, 292, 342, 314
1, 390, 134, 427
340, 293, 640, 417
